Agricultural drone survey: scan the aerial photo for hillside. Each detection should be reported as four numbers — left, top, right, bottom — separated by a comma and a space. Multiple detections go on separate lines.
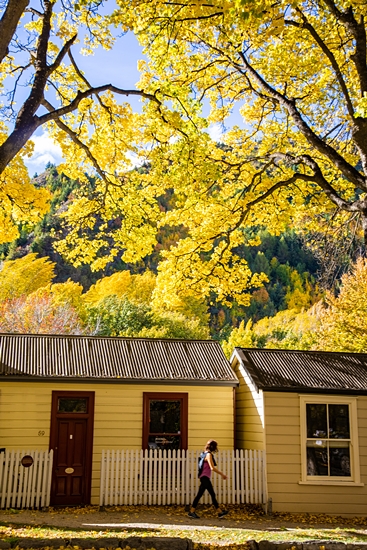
0, 165, 324, 340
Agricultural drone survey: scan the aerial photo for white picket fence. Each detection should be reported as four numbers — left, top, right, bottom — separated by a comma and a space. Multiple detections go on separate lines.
100, 449, 267, 506
0, 450, 53, 509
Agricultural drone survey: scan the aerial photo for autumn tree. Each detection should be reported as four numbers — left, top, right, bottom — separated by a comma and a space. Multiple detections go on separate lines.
252, 305, 322, 350
318, 258, 367, 352
6, 0, 367, 309
84, 269, 210, 338
92, 0, 366, 303
0, 291, 84, 334
0, 0, 173, 259
222, 320, 254, 358
0, 253, 55, 301
83, 271, 133, 305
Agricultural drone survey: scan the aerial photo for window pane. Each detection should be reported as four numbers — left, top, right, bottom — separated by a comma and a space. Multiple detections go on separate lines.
328, 404, 350, 439
58, 398, 87, 413
149, 400, 181, 434
148, 435, 180, 450
306, 404, 327, 438
307, 440, 328, 475
329, 443, 351, 476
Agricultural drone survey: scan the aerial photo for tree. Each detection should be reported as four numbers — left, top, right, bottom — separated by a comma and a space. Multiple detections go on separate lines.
0, 0, 171, 254
86, 294, 209, 339
140, 310, 209, 340
87, 295, 154, 336
103, 0, 367, 302
83, 271, 132, 305
222, 320, 254, 358
0, 290, 84, 334
0, 253, 55, 301
318, 258, 367, 352
251, 305, 322, 350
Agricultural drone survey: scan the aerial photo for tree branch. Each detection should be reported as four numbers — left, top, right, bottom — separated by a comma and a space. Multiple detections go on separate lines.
270, 152, 367, 213
15, 0, 53, 129
285, 13, 355, 119
41, 98, 111, 189
0, 81, 163, 176
25, 7, 43, 18
68, 50, 111, 111
48, 34, 78, 76
37, 85, 162, 125
236, 50, 366, 189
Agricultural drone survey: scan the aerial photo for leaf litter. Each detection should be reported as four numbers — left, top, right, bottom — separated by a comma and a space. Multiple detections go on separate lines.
1, 505, 367, 547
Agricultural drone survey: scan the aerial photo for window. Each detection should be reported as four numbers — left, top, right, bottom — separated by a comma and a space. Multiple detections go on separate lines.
300, 395, 361, 485
58, 398, 88, 413
143, 393, 188, 450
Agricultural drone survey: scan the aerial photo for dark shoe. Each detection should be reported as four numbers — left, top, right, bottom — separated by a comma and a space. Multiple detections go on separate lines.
218, 510, 229, 518
188, 511, 200, 519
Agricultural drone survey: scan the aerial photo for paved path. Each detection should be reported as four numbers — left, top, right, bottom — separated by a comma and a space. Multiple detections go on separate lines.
0, 505, 352, 532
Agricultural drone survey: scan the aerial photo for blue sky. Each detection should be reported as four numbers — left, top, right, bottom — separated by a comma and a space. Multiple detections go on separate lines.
25, 30, 146, 176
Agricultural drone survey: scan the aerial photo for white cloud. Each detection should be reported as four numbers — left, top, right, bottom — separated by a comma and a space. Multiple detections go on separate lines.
207, 123, 225, 142
25, 131, 64, 175
125, 150, 146, 168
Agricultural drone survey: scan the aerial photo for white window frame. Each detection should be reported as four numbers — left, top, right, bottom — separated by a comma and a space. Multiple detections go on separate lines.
299, 395, 363, 486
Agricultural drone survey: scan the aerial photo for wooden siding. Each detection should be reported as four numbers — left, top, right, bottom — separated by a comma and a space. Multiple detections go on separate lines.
232, 359, 264, 450
264, 392, 367, 516
0, 381, 234, 505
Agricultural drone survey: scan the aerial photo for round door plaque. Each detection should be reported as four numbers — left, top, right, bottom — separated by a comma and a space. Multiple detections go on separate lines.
65, 467, 74, 474
21, 455, 34, 468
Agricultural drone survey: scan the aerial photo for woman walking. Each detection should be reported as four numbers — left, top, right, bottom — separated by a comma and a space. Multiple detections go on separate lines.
188, 440, 228, 519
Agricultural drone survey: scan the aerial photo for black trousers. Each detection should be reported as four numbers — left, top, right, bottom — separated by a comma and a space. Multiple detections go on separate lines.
192, 476, 219, 509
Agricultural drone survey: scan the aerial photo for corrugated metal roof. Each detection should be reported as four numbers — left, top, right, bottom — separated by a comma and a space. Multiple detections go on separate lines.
234, 348, 367, 393
0, 333, 238, 385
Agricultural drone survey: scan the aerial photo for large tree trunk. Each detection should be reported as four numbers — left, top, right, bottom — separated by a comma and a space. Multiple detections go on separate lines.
0, 0, 29, 63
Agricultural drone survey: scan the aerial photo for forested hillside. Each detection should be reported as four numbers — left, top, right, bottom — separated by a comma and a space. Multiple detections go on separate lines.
0, 162, 365, 357
0, 165, 322, 343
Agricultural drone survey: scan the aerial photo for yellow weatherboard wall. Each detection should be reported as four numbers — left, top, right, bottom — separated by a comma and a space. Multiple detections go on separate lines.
264, 392, 367, 516
0, 381, 234, 505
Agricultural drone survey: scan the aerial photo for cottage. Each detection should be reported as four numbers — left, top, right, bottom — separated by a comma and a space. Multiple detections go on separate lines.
0, 333, 238, 506
231, 347, 367, 516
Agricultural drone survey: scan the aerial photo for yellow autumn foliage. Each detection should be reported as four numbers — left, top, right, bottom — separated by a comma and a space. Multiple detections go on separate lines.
318, 259, 367, 353
83, 271, 132, 305
2, 0, 367, 309
0, 254, 56, 302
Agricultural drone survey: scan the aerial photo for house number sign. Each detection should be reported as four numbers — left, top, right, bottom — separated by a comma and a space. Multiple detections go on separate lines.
65, 467, 74, 474
21, 455, 34, 468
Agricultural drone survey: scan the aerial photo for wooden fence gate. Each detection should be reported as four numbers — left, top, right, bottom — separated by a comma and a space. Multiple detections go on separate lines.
0, 450, 53, 509
100, 449, 267, 506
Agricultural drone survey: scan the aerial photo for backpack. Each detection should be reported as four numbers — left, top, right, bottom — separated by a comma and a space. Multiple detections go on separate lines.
197, 451, 216, 478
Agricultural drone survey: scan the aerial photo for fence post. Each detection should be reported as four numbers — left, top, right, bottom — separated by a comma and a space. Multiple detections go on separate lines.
45, 449, 53, 508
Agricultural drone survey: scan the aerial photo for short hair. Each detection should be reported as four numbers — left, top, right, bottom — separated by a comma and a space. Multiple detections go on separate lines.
205, 439, 218, 453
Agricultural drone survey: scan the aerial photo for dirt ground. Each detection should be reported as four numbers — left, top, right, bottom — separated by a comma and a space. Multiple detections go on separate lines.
0, 505, 366, 533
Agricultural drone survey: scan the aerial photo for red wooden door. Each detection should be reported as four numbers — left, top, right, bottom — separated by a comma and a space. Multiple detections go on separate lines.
50, 392, 94, 506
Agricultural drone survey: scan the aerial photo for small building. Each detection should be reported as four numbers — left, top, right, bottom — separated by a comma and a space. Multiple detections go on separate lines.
231, 347, 367, 516
0, 333, 238, 506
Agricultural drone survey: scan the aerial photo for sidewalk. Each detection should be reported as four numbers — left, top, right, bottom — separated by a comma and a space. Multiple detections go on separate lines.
0, 504, 365, 532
